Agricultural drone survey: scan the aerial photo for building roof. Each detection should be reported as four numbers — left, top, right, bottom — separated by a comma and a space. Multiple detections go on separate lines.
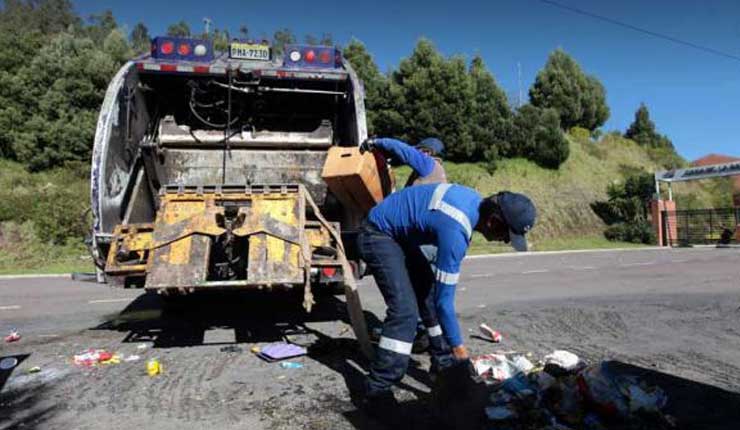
692, 154, 740, 201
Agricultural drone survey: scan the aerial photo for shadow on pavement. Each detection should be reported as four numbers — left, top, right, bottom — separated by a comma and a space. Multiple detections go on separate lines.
94, 289, 366, 347
0, 353, 58, 430
608, 361, 740, 430
92, 290, 444, 429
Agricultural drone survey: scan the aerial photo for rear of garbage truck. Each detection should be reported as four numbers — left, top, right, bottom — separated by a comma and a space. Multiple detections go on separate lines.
89, 36, 390, 330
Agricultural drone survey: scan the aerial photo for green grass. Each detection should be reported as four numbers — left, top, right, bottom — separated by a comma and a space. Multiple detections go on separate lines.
466, 233, 649, 255
0, 221, 93, 275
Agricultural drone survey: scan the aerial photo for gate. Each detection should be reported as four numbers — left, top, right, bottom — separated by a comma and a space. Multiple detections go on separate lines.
663, 208, 740, 246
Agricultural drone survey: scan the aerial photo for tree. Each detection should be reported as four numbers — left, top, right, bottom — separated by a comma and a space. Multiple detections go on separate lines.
529, 49, 609, 131
86, 10, 117, 43
380, 39, 476, 161
272, 28, 296, 55
320, 32, 333, 46
507, 104, 570, 169
238, 24, 249, 39
210, 28, 230, 51
130, 22, 150, 54
0, 0, 81, 35
304, 34, 318, 45
469, 55, 512, 165
8, 32, 126, 170
625, 103, 667, 148
166, 20, 191, 37
343, 39, 390, 135
624, 103, 683, 168
304, 32, 332, 46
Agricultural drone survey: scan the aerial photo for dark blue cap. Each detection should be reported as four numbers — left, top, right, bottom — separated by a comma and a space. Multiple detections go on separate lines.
417, 137, 445, 157
498, 192, 536, 251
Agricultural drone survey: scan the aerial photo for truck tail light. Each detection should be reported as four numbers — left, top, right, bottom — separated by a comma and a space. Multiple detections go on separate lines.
177, 43, 191, 56
160, 41, 174, 55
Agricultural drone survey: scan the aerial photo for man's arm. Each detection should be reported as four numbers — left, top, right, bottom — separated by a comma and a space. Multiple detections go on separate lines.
432, 228, 469, 357
373, 138, 436, 178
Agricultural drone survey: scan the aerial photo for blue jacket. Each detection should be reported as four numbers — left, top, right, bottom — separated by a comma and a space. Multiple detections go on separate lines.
367, 183, 481, 347
374, 138, 436, 178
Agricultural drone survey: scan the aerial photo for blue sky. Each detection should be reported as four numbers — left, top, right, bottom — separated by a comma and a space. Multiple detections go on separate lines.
73, 0, 740, 161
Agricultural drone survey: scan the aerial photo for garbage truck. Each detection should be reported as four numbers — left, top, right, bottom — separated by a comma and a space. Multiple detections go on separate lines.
89, 36, 392, 355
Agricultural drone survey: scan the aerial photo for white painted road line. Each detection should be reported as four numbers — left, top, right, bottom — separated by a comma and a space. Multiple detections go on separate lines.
622, 262, 655, 267
0, 305, 21, 310
470, 274, 493, 279
572, 266, 596, 271
88, 298, 131, 304
522, 269, 549, 274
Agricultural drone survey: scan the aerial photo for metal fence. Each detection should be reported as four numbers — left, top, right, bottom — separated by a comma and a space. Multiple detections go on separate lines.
663, 207, 739, 246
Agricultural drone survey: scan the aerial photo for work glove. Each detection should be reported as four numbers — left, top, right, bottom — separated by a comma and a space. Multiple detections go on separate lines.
432, 358, 487, 429
359, 137, 378, 154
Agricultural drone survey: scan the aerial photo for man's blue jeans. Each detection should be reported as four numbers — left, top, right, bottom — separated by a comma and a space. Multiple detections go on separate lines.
357, 221, 453, 396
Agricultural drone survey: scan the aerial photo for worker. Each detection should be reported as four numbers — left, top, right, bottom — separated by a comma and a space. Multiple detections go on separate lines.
356, 183, 536, 413
360, 136, 447, 187
360, 137, 449, 356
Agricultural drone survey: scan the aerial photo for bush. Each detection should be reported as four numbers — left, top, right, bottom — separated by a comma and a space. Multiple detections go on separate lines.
508, 105, 570, 169
0, 161, 88, 245
604, 221, 655, 244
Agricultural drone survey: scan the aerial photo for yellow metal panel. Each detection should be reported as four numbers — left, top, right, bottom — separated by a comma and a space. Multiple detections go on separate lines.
169, 237, 192, 265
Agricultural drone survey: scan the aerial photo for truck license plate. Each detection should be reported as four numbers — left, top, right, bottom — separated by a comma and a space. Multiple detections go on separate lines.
229, 43, 270, 61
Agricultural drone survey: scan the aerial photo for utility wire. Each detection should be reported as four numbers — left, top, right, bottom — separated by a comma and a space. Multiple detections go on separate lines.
538, 0, 740, 63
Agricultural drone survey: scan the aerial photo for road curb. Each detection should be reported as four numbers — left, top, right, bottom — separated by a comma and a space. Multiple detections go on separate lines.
0, 273, 71, 280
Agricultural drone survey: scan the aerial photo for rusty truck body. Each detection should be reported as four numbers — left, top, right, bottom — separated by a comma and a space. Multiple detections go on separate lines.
89, 37, 388, 337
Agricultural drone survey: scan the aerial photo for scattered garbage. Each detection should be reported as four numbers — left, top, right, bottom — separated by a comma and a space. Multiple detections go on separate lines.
279, 361, 304, 369
476, 351, 674, 429
544, 350, 582, 371
73, 349, 115, 367
136, 343, 149, 350
123, 354, 141, 362
4, 329, 21, 343
146, 358, 162, 376
472, 353, 537, 382
0, 356, 19, 370
479, 323, 503, 343
255, 342, 307, 362
485, 405, 518, 421
27, 366, 41, 374
220, 345, 244, 353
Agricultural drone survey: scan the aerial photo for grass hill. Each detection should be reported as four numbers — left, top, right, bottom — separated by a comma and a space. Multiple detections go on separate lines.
399, 129, 731, 253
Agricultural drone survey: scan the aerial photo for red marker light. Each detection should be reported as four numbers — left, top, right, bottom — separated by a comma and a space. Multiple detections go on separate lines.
304, 49, 315, 62
321, 267, 337, 278
177, 43, 191, 56
160, 41, 174, 55
319, 50, 331, 63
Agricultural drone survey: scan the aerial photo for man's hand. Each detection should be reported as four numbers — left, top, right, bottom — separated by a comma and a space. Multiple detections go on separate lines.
359, 137, 378, 154
451, 345, 469, 361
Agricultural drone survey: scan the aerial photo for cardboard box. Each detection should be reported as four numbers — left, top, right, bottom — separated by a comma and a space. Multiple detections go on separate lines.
322, 147, 390, 213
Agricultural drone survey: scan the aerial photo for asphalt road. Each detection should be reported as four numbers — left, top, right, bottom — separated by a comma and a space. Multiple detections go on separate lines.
1, 247, 739, 429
